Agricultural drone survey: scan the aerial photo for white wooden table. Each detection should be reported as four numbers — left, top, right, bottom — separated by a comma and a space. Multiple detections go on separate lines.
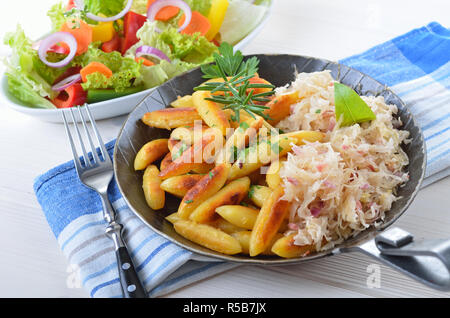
0, 0, 449, 298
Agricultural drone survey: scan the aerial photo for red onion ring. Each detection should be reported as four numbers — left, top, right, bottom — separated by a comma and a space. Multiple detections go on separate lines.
135, 46, 171, 62
73, 0, 133, 22
287, 223, 299, 230
147, 0, 192, 32
286, 177, 299, 186
52, 74, 82, 92
38, 32, 77, 68
310, 207, 321, 217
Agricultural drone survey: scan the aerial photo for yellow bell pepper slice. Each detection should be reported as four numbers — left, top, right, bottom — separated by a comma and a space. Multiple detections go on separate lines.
92, 21, 116, 43
205, 0, 229, 41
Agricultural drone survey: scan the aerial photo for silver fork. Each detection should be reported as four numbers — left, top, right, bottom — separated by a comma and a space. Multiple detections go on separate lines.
62, 104, 147, 298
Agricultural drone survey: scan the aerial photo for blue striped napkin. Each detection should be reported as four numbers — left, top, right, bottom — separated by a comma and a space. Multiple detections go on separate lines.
341, 22, 450, 186
34, 22, 450, 298
34, 139, 237, 298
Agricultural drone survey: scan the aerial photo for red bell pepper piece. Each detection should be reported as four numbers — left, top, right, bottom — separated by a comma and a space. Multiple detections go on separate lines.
101, 33, 121, 53
52, 84, 87, 108
212, 39, 220, 47
121, 11, 147, 55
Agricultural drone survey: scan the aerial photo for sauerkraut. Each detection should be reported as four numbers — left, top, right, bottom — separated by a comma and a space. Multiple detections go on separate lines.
277, 71, 410, 252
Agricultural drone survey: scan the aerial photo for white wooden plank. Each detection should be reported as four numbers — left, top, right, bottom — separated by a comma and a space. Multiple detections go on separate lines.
165, 265, 369, 298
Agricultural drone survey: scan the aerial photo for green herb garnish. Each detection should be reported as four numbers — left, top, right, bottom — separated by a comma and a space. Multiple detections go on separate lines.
248, 185, 260, 199
194, 42, 275, 122
248, 187, 255, 199
229, 145, 239, 162
239, 121, 250, 132
184, 199, 193, 204
271, 141, 283, 154
199, 42, 259, 79
237, 148, 250, 161
63, 7, 90, 28
171, 142, 189, 160
334, 82, 376, 127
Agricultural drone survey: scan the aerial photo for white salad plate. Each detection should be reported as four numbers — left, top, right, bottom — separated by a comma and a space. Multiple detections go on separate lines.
0, 1, 273, 123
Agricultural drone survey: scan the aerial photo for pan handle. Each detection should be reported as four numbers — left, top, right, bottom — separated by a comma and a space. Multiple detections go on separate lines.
344, 227, 450, 291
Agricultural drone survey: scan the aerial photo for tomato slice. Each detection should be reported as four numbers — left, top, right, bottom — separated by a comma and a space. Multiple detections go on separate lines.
101, 33, 121, 53
121, 11, 148, 55
52, 84, 87, 108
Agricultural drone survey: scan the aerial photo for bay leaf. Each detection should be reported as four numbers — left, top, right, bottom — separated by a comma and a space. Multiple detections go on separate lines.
334, 82, 376, 127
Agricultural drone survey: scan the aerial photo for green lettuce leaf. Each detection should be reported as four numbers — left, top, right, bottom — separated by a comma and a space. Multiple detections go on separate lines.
3, 25, 57, 108
159, 27, 217, 64
80, 46, 142, 92
136, 62, 170, 89
47, 2, 67, 32
130, 0, 150, 15
128, 22, 173, 58
184, 0, 213, 16
131, 0, 212, 16
84, 0, 127, 16
5, 70, 56, 109
219, 0, 269, 45
32, 52, 76, 85
136, 59, 197, 89
129, 21, 217, 63
126, 22, 217, 89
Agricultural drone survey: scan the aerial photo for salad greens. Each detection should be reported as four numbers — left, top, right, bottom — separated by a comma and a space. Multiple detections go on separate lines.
128, 21, 217, 64
47, 3, 67, 32
131, 0, 212, 16
184, 0, 214, 16
84, 0, 128, 16
4, 26, 57, 108
79, 46, 142, 92
3, 0, 271, 109
129, 0, 151, 15
127, 21, 217, 89
138, 59, 196, 89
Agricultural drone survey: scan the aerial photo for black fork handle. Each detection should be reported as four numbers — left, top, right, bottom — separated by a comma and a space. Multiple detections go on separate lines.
106, 222, 148, 298
115, 246, 148, 298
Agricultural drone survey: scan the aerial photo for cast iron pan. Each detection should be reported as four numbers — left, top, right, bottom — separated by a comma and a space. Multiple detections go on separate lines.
114, 54, 450, 291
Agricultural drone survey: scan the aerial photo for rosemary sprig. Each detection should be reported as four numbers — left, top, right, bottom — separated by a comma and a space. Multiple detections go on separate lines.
194, 42, 274, 122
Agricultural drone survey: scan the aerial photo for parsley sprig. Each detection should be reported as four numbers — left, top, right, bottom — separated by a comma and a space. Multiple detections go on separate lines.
64, 7, 89, 28
63, 6, 100, 29
194, 43, 275, 122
